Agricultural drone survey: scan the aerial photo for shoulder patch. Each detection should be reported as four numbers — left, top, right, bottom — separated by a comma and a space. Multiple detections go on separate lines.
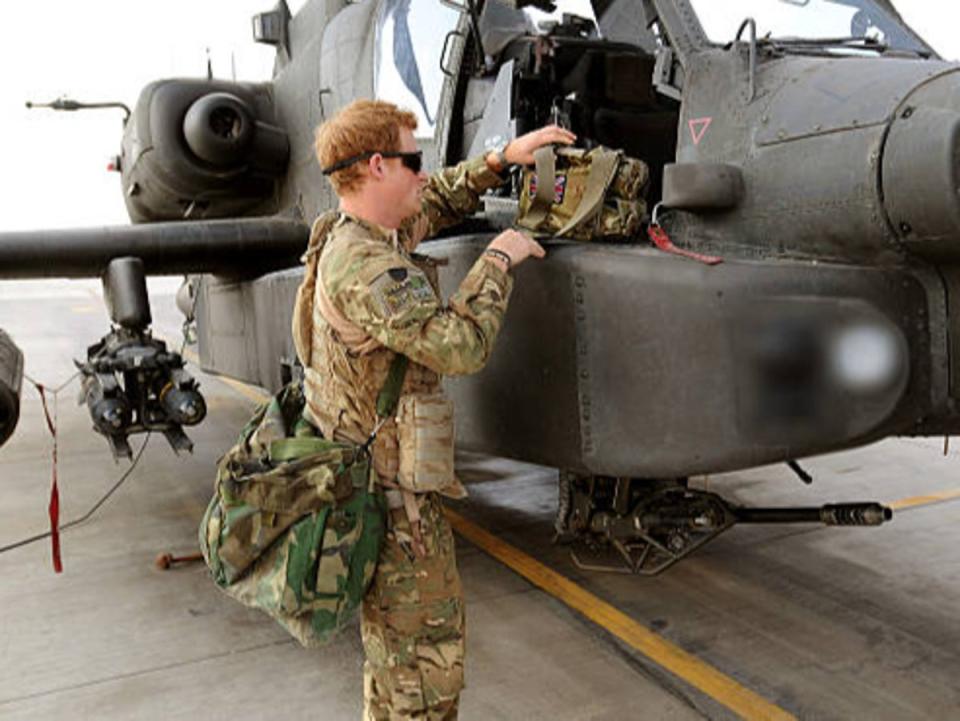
369, 267, 436, 317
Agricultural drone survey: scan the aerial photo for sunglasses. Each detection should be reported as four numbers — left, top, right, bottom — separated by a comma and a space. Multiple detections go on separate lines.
322, 150, 423, 176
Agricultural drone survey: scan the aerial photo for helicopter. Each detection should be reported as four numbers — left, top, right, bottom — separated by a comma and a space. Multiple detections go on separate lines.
0, 0, 954, 573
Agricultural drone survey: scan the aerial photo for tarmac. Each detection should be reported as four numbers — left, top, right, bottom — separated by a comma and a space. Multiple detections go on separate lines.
1, 278, 959, 720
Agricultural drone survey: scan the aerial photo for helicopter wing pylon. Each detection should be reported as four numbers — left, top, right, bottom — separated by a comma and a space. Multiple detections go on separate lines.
0, 217, 309, 280
0, 216, 309, 452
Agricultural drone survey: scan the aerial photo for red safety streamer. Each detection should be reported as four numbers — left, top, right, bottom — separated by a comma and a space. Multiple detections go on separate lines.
648, 224, 723, 266
37, 385, 63, 573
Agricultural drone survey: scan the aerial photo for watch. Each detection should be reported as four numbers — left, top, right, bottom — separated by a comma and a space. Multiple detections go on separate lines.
490, 142, 512, 174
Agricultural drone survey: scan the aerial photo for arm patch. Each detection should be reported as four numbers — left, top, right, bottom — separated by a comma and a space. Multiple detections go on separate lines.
369, 266, 437, 318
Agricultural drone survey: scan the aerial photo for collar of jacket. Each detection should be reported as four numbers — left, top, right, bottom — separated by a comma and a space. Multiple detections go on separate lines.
338, 211, 400, 249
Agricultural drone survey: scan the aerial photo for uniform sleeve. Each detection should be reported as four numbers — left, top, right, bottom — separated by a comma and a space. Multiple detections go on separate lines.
322, 236, 513, 376
398, 154, 506, 252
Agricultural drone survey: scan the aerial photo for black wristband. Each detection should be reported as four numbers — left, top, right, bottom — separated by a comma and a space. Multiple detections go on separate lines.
484, 248, 512, 270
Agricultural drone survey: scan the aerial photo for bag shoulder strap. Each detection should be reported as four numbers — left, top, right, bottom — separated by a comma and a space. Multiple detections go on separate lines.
376, 354, 409, 419
357, 352, 409, 460
270, 354, 408, 465
555, 148, 620, 238
292, 211, 340, 366
316, 264, 381, 354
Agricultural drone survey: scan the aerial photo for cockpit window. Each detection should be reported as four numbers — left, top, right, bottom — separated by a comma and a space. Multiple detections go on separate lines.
374, 0, 462, 138
478, 0, 600, 58
689, 0, 927, 54
521, 0, 598, 32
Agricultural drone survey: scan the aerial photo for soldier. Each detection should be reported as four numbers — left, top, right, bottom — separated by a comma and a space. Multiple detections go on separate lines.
293, 99, 574, 719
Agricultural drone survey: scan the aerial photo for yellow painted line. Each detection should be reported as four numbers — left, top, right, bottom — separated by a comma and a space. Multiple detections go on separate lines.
156, 335, 271, 406
209, 371, 271, 405
445, 508, 796, 721
889, 488, 960, 511
180, 346, 270, 405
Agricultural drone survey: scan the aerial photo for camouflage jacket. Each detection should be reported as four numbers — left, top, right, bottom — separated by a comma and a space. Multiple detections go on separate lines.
293, 154, 513, 482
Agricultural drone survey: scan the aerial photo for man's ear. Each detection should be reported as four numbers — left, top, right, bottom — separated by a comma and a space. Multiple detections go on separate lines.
366, 153, 385, 181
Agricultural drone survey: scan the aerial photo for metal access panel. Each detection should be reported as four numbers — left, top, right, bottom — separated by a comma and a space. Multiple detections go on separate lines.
196, 269, 303, 391
428, 235, 933, 478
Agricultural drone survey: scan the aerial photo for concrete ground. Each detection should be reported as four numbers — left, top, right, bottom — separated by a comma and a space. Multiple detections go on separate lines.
1, 279, 958, 720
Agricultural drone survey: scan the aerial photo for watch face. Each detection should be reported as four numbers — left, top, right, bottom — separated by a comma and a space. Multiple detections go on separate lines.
485, 136, 507, 152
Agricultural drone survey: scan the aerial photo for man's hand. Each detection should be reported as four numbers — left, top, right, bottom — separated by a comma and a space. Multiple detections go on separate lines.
485, 229, 545, 273
505, 125, 577, 166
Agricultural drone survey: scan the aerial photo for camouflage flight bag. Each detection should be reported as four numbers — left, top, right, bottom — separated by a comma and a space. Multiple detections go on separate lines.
516, 145, 649, 241
199, 355, 408, 647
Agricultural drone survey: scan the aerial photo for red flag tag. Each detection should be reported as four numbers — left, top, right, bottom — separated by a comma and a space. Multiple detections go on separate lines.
37, 385, 63, 573
49, 478, 62, 573
647, 224, 723, 266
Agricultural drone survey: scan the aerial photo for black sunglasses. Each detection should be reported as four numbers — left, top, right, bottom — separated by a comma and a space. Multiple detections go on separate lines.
322, 150, 423, 176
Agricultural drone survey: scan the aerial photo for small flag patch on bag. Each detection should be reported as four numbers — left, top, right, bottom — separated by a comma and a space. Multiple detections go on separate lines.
529, 174, 567, 203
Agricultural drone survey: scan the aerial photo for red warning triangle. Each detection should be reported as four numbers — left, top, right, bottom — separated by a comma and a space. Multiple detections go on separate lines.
688, 117, 713, 146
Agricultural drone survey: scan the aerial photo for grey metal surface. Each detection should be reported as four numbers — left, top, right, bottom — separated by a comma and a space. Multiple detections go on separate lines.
752, 58, 949, 146
671, 49, 893, 264
597, 0, 658, 53
271, 0, 345, 224
0, 219, 309, 279
429, 235, 932, 477
195, 268, 303, 390
102, 257, 152, 329
661, 162, 744, 210
881, 68, 960, 257
466, 60, 517, 159
319, 0, 378, 119
121, 79, 287, 223
649, 0, 709, 62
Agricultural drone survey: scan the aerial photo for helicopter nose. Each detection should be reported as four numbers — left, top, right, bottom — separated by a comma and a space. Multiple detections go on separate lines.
882, 71, 960, 259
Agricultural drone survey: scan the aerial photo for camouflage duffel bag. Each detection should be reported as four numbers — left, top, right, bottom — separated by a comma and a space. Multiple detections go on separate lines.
199, 382, 386, 647
516, 145, 649, 241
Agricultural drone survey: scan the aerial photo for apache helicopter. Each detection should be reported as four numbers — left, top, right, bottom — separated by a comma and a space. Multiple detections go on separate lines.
0, 0, 952, 573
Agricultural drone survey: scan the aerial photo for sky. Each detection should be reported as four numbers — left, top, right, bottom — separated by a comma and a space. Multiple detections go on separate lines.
0, 0, 956, 232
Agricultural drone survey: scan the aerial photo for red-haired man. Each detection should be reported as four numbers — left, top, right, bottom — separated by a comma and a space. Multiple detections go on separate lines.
293, 99, 574, 719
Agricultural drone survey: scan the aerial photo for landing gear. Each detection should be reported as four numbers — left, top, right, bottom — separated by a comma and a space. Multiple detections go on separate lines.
555, 473, 892, 575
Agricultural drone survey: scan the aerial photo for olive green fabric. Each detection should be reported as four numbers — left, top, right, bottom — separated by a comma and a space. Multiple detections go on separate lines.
199, 380, 397, 647
516, 145, 650, 240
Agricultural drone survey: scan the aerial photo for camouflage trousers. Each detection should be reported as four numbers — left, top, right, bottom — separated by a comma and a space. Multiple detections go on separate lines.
361, 492, 465, 720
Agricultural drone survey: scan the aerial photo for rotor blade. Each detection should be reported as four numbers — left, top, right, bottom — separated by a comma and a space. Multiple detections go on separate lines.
388, 0, 433, 125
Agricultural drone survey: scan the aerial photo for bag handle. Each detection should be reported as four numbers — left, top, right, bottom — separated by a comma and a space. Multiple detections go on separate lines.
554, 148, 620, 238
521, 145, 558, 231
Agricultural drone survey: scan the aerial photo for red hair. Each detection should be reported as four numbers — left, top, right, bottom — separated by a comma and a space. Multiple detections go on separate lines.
314, 99, 418, 194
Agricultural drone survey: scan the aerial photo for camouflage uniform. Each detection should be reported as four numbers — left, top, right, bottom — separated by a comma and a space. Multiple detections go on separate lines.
292, 154, 512, 719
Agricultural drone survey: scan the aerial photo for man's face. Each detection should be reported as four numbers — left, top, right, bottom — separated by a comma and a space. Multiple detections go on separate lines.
379, 126, 427, 222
